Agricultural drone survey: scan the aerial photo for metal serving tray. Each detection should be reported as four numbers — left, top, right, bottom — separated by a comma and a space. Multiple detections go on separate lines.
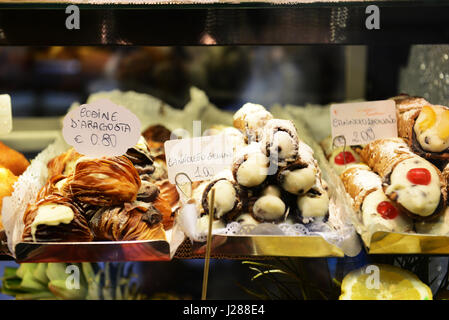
13, 240, 171, 263
368, 231, 449, 255
190, 234, 345, 258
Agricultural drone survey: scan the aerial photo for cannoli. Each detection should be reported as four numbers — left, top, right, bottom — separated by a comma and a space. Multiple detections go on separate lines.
340, 164, 413, 233
260, 119, 300, 165
360, 138, 446, 220
22, 194, 93, 242
206, 125, 247, 153
327, 146, 361, 176
89, 201, 166, 241
62, 156, 141, 206
415, 207, 449, 235
252, 194, 287, 223
233, 103, 273, 142
201, 178, 243, 222
236, 213, 260, 226
296, 177, 330, 224
394, 94, 449, 160
196, 215, 226, 235
232, 145, 269, 188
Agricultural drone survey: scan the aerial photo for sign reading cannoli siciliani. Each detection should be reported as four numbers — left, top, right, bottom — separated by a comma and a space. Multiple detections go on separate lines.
330, 100, 398, 147
62, 98, 142, 157
164, 135, 234, 184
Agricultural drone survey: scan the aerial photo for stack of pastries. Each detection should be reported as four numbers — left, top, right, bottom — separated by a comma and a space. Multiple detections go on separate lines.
0, 142, 30, 230
21, 127, 179, 243
191, 103, 332, 235
323, 94, 449, 237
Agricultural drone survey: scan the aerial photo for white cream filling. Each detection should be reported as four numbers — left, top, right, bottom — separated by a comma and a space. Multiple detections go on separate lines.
196, 215, 226, 234
297, 191, 329, 218
236, 153, 268, 187
415, 207, 449, 235
414, 107, 449, 153
236, 213, 260, 226
361, 189, 412, 233
207, 180, 236, 218
385, 157, 441, 217
262, 185, 282, 198
281, 166, 316, 195
253, 195, 286, 221
31, 204, 75, 242
270, 131, 297, 160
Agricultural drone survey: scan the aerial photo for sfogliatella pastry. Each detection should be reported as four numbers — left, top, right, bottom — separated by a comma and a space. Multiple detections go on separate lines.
0, 166, 18, 230
340, 164, 413, 234
360, 138, 447, 220
22, 194, 93, 242
142, 124, 174, 159
47, 148, 82, 179
62, 156, 141, 206
89, 201, 166, 241
0, 141, 30, 176
125, 136, 155, 177
394, 94, 449, 160
232, 102, 273, 142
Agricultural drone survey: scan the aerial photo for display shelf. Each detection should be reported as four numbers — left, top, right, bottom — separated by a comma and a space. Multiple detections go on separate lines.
0, 1, 448, 45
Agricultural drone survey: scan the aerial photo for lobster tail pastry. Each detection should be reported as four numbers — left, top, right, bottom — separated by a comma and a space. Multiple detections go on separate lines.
22, 194, 93, 243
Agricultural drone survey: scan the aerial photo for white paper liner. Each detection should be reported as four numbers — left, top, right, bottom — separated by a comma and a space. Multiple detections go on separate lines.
2, 87, 226, 257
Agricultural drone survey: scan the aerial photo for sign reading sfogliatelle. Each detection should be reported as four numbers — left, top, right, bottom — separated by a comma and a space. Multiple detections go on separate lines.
62, 99, 142, 157
330, 100, 398, 146
164, 134, 234, 184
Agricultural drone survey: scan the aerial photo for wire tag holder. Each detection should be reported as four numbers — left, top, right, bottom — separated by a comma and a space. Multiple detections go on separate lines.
332, 135, 349, 165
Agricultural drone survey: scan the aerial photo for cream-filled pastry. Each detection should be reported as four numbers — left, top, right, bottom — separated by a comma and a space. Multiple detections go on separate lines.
202, 178, 242, 222
328, 147, 360, 176
236, 213, 260, 226
233, 152, 269, 188
252, 195, 286, 222
415, 207, 449, 235
233, 103, 273, 142
196, 215, 226, 234
385, 157, 442, 217
261, 119, 299, 164
297, 189, 329, 222
414, 105, 449, 153
278, 166, 316, 195
361, 189, 413, 234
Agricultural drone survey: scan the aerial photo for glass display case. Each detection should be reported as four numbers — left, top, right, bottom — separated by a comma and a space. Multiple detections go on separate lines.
1, 0, 449, 302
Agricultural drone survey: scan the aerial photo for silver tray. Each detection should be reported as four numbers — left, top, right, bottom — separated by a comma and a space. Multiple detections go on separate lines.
14, 240, 171, 263
191, 234, 345, 258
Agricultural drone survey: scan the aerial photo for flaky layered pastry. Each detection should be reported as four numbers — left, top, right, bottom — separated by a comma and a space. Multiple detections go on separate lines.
360, 138, 447, 220
89, 201, 166, 241
394, 94, 449, 160
22, 194, 93, 242
62, 156, 141, 206
47, 148, 82, 179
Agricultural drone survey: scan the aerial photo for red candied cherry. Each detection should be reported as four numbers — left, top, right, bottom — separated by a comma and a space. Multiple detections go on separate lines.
377, 201, 399, 220
334, 151, 356, 165
406, 168, 431, 185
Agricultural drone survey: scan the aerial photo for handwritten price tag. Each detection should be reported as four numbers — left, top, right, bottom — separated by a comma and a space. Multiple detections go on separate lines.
164, 134, 234, 184
330, 100, 397, 146
0, 94, 12, 135
62, 99, 141, 157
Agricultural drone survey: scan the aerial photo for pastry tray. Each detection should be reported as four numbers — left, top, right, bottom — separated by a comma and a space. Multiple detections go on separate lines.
12, 240, 171, 263
365, 231, 449, 255
188, 234, 345, 258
